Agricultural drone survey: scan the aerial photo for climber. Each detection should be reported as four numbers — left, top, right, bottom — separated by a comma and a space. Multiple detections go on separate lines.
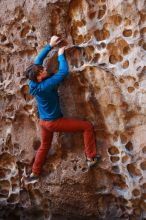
24, 35, 101, 182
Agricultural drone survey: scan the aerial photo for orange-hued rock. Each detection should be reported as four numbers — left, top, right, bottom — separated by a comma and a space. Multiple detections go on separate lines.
123, 29, 133, 37
110, 14, 122, 26
94, 28, 110, 41
0, 0, 145, 219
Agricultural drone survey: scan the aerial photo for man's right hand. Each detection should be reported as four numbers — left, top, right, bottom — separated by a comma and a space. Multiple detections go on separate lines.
58, 46, 66, 56
50, 36, 61, 47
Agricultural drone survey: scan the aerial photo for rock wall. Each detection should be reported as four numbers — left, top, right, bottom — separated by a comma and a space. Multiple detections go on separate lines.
0, 0, 146, 219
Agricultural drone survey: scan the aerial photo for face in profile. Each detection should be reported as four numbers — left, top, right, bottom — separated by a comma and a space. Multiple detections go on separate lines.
38, 67, 53, 82
40, 67, 48, 79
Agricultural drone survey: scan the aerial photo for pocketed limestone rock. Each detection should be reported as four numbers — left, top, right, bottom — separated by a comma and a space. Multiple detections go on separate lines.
0, 0, 145, 219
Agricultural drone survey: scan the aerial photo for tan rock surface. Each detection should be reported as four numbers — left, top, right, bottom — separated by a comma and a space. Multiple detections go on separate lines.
0, 0, 145, 219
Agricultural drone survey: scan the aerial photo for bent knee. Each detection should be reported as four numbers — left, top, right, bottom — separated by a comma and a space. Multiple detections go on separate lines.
84, 121, 94, 130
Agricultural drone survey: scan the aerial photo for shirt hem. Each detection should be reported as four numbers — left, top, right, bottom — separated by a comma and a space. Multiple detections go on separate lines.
39, 115, 63, 121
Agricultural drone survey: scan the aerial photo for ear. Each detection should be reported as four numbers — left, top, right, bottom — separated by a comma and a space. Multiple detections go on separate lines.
36, 73, 42, 82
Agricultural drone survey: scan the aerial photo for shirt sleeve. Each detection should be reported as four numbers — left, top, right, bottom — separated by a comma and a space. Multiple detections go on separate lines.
35, 44, 52, 65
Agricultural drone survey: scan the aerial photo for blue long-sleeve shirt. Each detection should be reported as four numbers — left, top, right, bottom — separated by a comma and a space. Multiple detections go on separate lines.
29, 44, 69, 120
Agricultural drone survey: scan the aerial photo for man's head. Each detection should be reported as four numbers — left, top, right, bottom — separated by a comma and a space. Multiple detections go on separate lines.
24, 64, 49, 82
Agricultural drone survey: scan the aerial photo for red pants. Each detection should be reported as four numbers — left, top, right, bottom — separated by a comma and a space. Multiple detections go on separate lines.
32, 117, 97, 175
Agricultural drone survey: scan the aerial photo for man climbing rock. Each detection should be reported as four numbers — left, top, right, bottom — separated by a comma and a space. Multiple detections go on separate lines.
25, 35, 101, 182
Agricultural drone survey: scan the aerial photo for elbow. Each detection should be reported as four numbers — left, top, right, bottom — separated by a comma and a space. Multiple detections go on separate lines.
64, 64, 69, 75
63, 69, 69, 77
60, 66, 69, 76
64, 67, 69, 75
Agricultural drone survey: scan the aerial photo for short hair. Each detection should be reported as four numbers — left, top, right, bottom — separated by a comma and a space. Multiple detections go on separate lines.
24, 64, 44, 82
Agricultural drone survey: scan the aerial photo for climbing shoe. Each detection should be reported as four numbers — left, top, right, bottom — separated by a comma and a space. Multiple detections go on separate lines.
25, 172, 39, 184
86, 155, 101, 168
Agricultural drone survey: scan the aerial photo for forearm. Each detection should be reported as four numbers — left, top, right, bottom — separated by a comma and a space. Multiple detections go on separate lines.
57, 54, 69, 76
35, 44, 52, 65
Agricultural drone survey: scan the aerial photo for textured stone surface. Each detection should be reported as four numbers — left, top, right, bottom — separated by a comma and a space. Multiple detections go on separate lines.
0, 0, 146, 219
